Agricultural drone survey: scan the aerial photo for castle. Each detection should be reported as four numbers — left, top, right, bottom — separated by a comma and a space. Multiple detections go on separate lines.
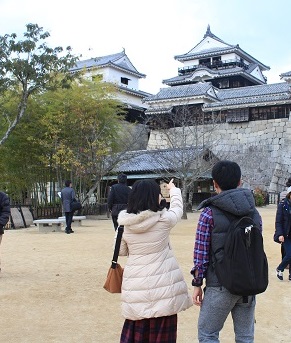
143, 26, 291, 193
72, 27, 291, 194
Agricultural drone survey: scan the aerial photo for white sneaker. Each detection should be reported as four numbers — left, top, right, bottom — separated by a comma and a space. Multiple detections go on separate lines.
276, 269, 283, 281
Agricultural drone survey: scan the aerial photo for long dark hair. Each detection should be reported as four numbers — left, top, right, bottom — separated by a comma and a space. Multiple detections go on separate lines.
127, 179, 161, 214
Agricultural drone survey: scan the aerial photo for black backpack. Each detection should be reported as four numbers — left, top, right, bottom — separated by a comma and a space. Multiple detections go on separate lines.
212, 212, 269, 296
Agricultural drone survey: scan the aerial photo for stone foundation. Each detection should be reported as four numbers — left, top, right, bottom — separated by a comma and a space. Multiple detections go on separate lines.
147, 114, 291, 192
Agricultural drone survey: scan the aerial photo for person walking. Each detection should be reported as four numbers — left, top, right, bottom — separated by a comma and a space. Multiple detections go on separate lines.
61, 180, 75, 234
117, 178, 192, 343
279, 177, 291, 201
107, 174, 131, 230
279, 177, 291, 267
274, 186, 291, 281
0, 191, 11, 272
191, 160, 262, 343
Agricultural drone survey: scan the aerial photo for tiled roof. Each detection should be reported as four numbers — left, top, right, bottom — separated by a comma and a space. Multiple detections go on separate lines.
218, 82, 290, 100
163, 65, 265, 86
144, 82, 218, 102
204, 82, 291, 110
176, 45, 269, 71
174, 26, 269, 70
119, 85, 152, 98
175, 46, 237, 60
280, 71, 291, 77
70, 50, 146, 77
110, 147, 205, 173
143, 80, 291, 111
144, 106, 173, 115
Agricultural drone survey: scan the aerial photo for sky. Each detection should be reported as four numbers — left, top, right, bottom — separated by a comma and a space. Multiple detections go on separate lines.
0, 0, 290, 94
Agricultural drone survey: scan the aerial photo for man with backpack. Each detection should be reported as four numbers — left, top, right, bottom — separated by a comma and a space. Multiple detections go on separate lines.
191, 160, 267, 343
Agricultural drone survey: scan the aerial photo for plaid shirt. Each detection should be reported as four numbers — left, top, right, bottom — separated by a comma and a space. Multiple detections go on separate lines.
191, 207, 213, 283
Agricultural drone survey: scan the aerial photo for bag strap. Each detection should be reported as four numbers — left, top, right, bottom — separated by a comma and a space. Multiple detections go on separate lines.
111, 225, 124, 269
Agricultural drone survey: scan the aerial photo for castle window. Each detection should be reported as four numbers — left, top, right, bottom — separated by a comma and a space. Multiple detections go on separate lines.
226, 108, 249, 122
212, 56, 222, 66
121, 77, 130, 85
218, 79, 229, 89
250, 105, 290, 121
199, 58, 211, 67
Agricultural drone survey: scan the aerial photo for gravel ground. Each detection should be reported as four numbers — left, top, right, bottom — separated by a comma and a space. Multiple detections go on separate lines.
0, 205, 289, 343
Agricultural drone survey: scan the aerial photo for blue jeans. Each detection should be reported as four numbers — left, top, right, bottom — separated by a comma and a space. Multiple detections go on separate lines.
198, 287, 255, 343
277, 237, 291, 272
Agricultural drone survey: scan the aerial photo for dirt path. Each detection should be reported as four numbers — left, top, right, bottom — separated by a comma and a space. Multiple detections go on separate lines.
0, 205, 289, 342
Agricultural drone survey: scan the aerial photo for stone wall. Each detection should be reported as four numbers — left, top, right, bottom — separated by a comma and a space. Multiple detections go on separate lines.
147, 114, 291, 192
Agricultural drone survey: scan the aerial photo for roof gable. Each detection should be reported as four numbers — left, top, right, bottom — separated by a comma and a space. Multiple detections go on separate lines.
203, 82, 291, 110
144, 82, 219, 102
175, 25, 233, 61
187, 34, 232, 56
174, 26, 269, 71
249, 65, 266, 83
71, 50, 146, 78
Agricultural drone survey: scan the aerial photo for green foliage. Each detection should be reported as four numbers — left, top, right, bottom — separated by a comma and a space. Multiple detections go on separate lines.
253, 188, 267, 207
0, 23, 79, 145
35, 79, 126, 184
0, 24, 141, 204
0, 78, 128, 203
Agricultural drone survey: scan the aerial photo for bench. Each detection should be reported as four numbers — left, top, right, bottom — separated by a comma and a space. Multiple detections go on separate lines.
33, 219, 66, 233
58, 216, 87, 227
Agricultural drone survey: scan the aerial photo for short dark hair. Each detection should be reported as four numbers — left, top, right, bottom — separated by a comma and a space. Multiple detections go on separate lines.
118, 174, 127, 184
65, 180, 71, 187
286, 177, 291, 187
127, 179, 160, 214
212, 160, 241, 191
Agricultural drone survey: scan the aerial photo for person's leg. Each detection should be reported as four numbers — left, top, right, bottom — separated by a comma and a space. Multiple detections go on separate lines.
281, 244, 285, 261
277, 238, 291, 272
65, 212, 74, 233
198, 287, 240, 342
67, 211, 74, 232
0, 234, 2, 272
231, 296, 256, 343
112, 215, 119, 231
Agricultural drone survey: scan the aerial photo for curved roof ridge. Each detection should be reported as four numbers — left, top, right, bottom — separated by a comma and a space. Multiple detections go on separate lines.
175, 26, 234, 59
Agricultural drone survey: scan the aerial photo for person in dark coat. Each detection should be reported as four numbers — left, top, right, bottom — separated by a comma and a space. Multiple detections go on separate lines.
0, 191, 11, 272
191, 160, 262, 342
279, 177, 291, 201
274, 186, 291, 281
279, 177, 291, 264
61, 180, 75, 234
107, 174, 131, 230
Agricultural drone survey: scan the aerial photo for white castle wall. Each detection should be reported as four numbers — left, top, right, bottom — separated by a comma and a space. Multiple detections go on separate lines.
147, 115, 291, 192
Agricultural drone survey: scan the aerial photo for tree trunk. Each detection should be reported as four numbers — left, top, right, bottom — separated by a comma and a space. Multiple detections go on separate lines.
181, 179, 188, 219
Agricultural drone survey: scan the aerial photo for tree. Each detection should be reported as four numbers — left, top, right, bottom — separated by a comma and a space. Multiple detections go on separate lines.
146, 104, 227, 218
32, 79, 145, 204
0, 23, 79, 145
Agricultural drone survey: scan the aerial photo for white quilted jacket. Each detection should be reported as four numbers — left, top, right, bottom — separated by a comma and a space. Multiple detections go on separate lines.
117, 187, 193, 320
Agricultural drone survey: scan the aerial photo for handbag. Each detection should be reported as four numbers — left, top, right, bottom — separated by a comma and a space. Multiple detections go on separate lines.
70, 199, 82, 212
103, 225, 124, 293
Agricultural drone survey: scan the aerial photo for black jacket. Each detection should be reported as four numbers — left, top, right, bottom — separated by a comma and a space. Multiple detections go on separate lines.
0, 192, 10, 234
274, 198, 291, 243
197, 188, 261, 287
107, 183, 131, 216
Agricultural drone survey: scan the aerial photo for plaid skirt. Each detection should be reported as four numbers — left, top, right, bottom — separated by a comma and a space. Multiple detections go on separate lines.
120, 314, 177, 343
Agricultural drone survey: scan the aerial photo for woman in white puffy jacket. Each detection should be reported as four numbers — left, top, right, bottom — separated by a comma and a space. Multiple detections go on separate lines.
117, 178, 193, 343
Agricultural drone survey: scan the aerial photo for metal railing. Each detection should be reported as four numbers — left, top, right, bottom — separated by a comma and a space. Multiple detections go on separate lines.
178, 59, 248, 76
